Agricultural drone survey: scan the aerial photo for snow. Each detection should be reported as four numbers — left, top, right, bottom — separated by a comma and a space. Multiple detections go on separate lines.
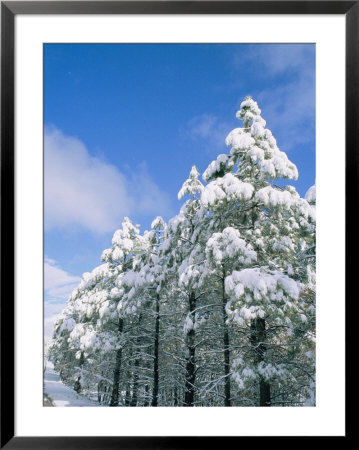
272, 236, 295, 254
99, 300, 110, 318
112, 246, 124, 261
201, 173, 254, 207
48, 95, 315, 408
257, 361, 287, 381
183, 315, 194, 334
59, 317, 76, 333
44, 361, 99, 407
221, 97, 299, 181
256, 186, 294, 209
76, 263, 112, 292
206, 227, 257, 265
151, 216, 165, 230
225, 128, 255, 153
202, 154, 229, 182
112, 217, 140, 244
178, 165, 204, 200
237, 97, 261, 118
221, 173, 254, 200
250, 117, 266, 138
247, 145, 265, 163
305, 185, 316, 204
178, 260, 202, 289
201, 182, 226, 206
225, 268, 300, 323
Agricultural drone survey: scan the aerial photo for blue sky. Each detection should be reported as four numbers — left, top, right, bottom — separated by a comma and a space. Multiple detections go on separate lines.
44, 43, 315, 337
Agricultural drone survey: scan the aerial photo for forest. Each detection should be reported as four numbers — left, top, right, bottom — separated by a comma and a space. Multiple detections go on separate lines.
48, 97, 316, 407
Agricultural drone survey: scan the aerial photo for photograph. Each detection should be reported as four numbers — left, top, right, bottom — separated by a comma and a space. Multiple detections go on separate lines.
43, 43, 316, 408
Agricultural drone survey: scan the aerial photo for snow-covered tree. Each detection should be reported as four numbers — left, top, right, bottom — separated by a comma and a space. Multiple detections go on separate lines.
48, 98, 315, 408
161, 166, 208, 406
201, 97, 316, 406
100, 217, 144, 405
120, 216, 167, 406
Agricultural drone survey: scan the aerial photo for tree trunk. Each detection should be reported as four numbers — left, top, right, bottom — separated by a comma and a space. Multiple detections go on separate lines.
79, 351, 85, 367
174, 387, 178, 406
130, 359, 139, 406
144, 384, 149, 406
131, 315, 142, 406
151, 294, 160, 406
251, 318, 271, 406
222, 275, 231, 406
109, 318, 123, 407
184, 291, 196, 406
260, 379, 271, 407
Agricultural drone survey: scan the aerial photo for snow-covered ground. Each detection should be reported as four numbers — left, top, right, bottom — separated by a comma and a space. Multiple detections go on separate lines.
44, 361, 99, 407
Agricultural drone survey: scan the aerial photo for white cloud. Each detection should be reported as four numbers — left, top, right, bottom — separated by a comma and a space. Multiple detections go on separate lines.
44, 258, 80, 338
184, 45, 315, 158
235, 44, 315, 151
45, 257, 81, 300
45, 127, 172, 233
256, 73, 315, 150
248, 44, 314, 77
184, 114, 231, 156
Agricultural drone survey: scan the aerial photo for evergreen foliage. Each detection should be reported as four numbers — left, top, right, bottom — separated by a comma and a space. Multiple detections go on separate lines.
48, 98, 316, 407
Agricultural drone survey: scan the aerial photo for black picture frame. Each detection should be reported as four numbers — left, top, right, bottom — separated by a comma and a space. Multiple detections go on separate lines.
1, 1, 352, 447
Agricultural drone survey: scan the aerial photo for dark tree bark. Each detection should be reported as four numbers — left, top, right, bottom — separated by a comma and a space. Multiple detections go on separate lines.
222, 274, 231, 406
79, 351, 85, 367
130, 315, 143, 406
260, 378, 271, 406
125, 349, 133, 405
174, 386, 178, 406
184, 291, 196, 406
130, 359, 139, 406
143, 384, 149, 406
74, 376, 81, 394
151, 294, 160, 406
109, 318, 123, 407
251, 318, 271, 406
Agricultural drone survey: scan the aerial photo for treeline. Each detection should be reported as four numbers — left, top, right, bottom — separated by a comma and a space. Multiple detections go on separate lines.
48, 97, 316, 407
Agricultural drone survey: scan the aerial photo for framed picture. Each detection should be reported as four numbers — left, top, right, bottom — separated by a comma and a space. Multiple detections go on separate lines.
1, 1, 352, 447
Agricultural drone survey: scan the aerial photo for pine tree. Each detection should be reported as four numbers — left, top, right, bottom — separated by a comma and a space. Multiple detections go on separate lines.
162, 166, 207, 406
201, 97, 316, 406
120, 216, 167, 406
100, 217, 144, 406
48, 98, 315, 408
